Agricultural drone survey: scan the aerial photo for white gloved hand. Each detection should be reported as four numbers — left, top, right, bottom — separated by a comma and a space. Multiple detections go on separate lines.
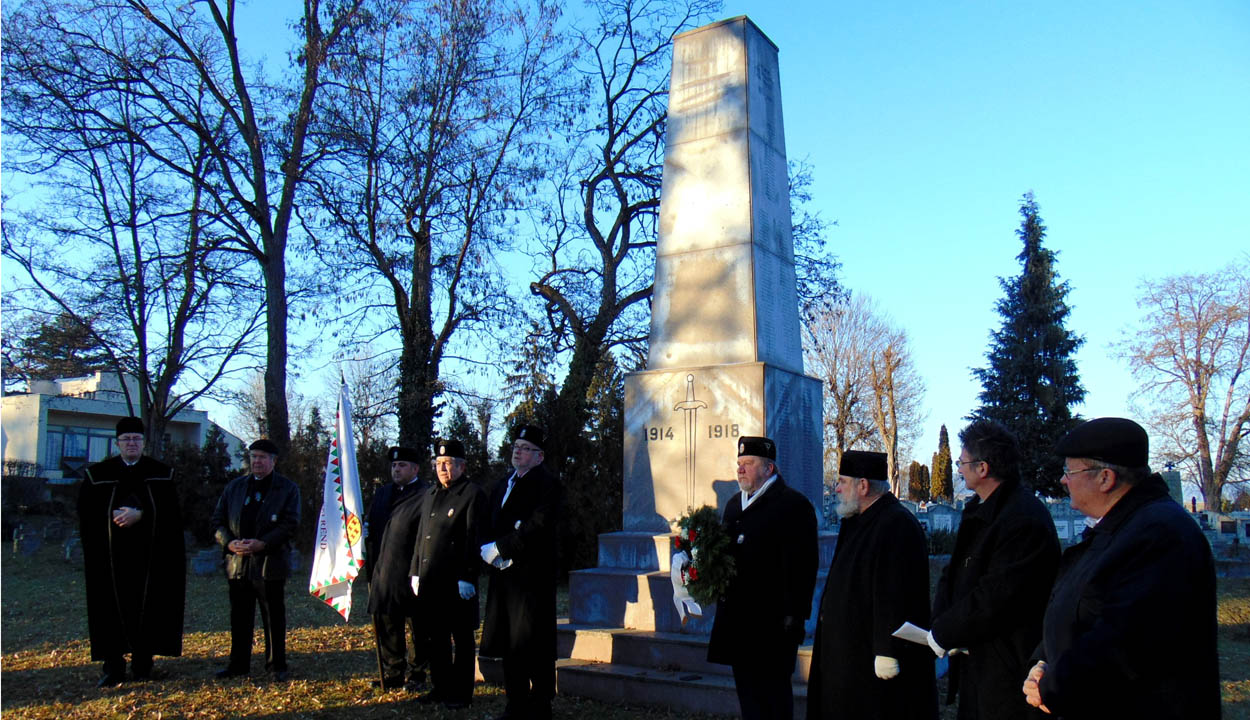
410, 576, 420, 596
950, 647, 970, 656
874, 655, 900, 680
926, 630, 947, 658
458, 581, 476, 599
480, 542, 500, 565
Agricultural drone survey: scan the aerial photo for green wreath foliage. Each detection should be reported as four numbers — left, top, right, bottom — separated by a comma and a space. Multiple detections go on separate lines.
673, 504, 735, 606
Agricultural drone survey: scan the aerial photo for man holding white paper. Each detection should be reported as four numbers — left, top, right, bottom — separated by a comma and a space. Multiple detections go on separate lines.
807, 450, 937, 719
929, 420, 1059, 719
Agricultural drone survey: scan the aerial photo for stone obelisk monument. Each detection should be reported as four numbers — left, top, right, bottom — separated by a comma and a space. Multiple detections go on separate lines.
568, 16, 823, 635
624, 16, 822, 532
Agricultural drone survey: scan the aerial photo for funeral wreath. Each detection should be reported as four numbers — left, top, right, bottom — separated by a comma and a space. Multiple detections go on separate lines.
673, 505, 735, 606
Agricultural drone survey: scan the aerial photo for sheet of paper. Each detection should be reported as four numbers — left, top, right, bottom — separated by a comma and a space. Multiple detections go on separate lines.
891, 621, 931, 646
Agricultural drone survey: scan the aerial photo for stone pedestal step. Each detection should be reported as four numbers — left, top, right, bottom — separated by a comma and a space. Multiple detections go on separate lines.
556, 658, 808, 719
557, 621, 813, 682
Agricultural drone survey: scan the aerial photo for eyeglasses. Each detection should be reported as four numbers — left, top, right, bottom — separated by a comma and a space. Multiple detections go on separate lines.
1062, 465, 1105, 480
954, 458, 981, 468
513, 444, 540, 454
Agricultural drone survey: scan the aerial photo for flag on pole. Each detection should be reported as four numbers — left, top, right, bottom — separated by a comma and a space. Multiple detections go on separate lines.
309, 382, 366, 621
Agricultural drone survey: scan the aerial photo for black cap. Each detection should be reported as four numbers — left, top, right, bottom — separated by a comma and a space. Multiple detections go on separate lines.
433, 440, 465, 460
840, 450, 887, 481
513, 425, 545, 451
116, 416, 144, 437
388, 446, 420, 463
737, 436, 776, 460
1055, 417, 1149, 469
249, 438, 280, 456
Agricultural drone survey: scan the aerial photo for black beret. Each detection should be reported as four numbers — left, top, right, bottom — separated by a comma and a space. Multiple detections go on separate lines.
433, 439, 465, 460
1055, 417, 1149, 469
388, 446, 420, 463
115, 416, 144, 436
737, 436, 776, 460
840, 450, 887, 481
513, 425, 545, 451
249, 438, 280, 456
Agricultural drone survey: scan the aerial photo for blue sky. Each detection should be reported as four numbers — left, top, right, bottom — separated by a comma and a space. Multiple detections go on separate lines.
7, 1, 1248, 489
730, 0, 1250, 466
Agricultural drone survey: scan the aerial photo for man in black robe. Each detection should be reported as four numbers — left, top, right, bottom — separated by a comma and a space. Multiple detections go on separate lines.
212, 438, 300, 681
1022, 418, 1220, 719
79, 416, 185, 687
808, 450, 937, 720
365, 445, 428, 690
706, 436, 818, 720
410, 439, 488, 709
479, 425, 563, 720
929, 420, 1059, 719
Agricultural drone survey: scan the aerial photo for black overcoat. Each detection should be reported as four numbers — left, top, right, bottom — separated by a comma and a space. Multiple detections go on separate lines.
706, 476, 818, 669
410, 476, 488, 621
364, 479, 426, 614
79, 455, 185, 660
931, 479, 1060, 720
808, 493, 937, 720
478, 464, 563, 658
211, 472, 300, 580
1035, 474, 1220, 720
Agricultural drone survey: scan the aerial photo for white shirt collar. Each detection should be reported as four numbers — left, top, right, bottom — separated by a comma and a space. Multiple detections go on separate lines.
740, 474, 778, 511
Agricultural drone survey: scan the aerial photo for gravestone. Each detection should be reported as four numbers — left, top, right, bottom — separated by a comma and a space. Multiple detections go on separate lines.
569, 15, 823, 635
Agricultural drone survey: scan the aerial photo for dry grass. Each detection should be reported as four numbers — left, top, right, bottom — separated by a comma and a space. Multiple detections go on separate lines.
3, 539, 1248, 719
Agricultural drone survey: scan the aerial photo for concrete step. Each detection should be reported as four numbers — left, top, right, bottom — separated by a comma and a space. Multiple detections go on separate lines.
556, 658, 808, 719
557, 621, 814, 682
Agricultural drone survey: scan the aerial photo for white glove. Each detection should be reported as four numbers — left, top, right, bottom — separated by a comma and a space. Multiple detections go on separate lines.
926, 630, 947, 658
458, 581, 476, 599
874, 655, 900, 680
410, 576, 420, 596
480, 542, 500, 565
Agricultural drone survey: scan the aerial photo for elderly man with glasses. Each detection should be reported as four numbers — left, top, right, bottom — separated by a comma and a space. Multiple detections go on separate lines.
479, 425, 563, 720
1022, 417, 1220, 720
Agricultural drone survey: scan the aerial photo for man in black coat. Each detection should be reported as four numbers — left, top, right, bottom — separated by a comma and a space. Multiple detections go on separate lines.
808, 450, 937, 720
707, 436, 818, 720
78, 416, 185, 687
1022, 418, 1220, 720
365, 445, 428, 690
929, 419, 1060, 719
479, 425, 563, 720
211, 438, 300, 681
410, 439, 488, 709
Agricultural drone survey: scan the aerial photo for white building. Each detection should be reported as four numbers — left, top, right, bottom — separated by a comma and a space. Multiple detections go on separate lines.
1, 371, 243, 483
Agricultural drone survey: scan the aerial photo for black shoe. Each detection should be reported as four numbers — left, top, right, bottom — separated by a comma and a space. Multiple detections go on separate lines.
97, 673, 124, 688
371, 675, 404, 690
215, 667, 248, 679
416, 691, 443, 704
270, 670, 290, 682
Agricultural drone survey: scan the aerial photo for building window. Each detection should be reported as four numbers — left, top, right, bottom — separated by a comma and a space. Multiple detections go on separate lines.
45, 425, 116, 474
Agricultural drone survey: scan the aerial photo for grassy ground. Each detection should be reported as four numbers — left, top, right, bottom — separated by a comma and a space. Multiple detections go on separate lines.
2, 535, 1248, 719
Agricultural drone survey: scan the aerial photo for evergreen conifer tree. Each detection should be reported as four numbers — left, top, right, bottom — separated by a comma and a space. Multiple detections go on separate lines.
971, 192, 1086, 496
931, 424, 953, 502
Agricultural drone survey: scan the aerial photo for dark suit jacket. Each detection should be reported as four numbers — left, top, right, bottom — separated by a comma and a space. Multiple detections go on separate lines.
212, 472, 300, 581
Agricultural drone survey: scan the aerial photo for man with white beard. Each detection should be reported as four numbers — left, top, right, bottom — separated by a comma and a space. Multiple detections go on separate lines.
807, 450, 937, 719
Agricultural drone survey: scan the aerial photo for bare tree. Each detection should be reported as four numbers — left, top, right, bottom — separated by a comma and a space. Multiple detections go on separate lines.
1116, 258, 1250, 510
302, 0, 570, 462
3, 6, 265, 456
802, 293, 926, 494
529, 0, 719, 467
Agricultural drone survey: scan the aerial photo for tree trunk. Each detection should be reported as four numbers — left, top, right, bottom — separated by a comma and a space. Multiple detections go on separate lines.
264, 246, 291, 454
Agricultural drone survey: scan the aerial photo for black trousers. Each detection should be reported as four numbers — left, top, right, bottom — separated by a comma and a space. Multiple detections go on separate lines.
227, 577, 287, 672
732, 661, 795, 720
372, 611, 426, 681
425, 594, 478, 703
502, 643, 555, 719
